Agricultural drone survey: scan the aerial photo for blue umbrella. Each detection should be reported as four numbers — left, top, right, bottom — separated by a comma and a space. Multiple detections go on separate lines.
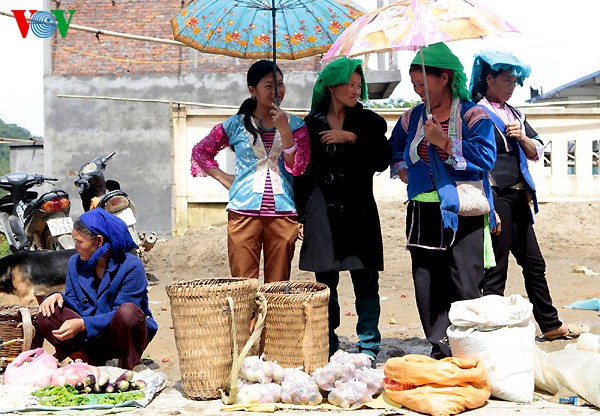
171, 0, 366, 102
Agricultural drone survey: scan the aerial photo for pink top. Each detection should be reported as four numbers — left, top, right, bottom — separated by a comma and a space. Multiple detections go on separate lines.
488, 101, 516, 125
190, 122, 310, 216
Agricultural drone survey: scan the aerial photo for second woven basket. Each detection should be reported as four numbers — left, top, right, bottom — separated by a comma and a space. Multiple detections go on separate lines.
259, 281, 329, 374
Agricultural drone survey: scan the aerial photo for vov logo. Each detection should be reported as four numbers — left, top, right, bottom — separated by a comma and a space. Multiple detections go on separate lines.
12, 10, 76, 39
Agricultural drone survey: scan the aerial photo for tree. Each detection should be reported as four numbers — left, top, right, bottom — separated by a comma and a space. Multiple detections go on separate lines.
364, 98, 421, 109
0, 119, 39, 175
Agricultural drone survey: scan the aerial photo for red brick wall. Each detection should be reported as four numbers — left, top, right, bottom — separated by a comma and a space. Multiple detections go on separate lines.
50, 0, 321, 77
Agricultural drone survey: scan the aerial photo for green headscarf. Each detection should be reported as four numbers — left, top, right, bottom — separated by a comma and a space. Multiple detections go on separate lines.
411, 42, 471, 101
311, 57, 368, 110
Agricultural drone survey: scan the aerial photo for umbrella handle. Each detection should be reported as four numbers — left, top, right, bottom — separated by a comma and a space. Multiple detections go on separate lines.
419, 47, 431, 116
271, 1, 279, 106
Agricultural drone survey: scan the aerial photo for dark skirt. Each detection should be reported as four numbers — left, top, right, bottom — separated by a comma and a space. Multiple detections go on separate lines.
405, 200, 457, 250
299, 187, 384, 272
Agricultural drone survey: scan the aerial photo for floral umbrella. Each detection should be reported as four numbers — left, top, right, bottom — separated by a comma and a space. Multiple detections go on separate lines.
322, 0, 518, 112
171, 0, 366, 102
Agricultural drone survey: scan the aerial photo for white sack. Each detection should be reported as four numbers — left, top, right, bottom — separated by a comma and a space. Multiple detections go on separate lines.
447, 294, 535, 403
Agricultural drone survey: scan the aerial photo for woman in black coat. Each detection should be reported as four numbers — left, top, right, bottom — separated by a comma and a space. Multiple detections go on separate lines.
294, 57, 391, 359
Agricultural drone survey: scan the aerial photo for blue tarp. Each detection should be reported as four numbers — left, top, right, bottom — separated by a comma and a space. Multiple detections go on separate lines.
566, 298, 600, 311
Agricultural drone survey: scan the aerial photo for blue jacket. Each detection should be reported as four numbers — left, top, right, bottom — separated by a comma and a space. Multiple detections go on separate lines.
389, 100, 496, 230
63, 253, 158, 339
224, 114, 306, 213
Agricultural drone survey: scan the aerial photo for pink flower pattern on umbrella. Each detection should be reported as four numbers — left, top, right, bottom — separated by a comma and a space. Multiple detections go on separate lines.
323, 0, 519, 60
171, 0, 366, 60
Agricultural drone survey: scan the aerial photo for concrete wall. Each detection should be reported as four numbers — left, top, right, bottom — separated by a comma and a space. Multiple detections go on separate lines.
9, 144, 44, 174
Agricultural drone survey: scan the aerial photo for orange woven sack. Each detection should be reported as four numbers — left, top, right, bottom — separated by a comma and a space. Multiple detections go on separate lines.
383, 354, 490, 416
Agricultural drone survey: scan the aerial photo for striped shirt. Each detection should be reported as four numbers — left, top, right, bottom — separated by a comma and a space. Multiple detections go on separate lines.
259, 128, 277, 214
417, 119, 450, 163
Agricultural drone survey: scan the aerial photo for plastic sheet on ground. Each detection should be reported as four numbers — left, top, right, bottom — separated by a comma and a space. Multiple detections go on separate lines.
565, 297, 600, 310
220, 391, 402, 412
0, 367, 167, 414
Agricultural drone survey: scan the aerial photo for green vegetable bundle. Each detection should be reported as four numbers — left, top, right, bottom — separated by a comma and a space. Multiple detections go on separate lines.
31, 382, 145, 407
32, 385, 90, 407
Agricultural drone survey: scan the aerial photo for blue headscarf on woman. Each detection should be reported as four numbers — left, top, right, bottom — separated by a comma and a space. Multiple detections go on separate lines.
79, 208, 137, 267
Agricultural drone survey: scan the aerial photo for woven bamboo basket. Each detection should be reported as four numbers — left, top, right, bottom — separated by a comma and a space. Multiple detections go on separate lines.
0, 305, 44, 370
259, 281, 329, 374
165, 278, 258, 400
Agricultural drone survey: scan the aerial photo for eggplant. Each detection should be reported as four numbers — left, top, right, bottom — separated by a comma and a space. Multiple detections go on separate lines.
131, 379, 147, 390
83, 386, 93, 394
104, 383, 116, 393
74, 381, 85, 391
92, 383, 102, 394
84, 374, 96, 386
97, 374, 110, 389
115, 370, 134, 383
116, 379, 130, 392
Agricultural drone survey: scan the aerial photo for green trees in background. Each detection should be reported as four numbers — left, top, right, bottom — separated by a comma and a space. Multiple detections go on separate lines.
0, 119, 38, 256
0, 118, 38, 175
364, 98, 421, 109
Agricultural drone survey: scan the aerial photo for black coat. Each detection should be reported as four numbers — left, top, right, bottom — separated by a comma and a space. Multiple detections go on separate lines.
294, 103, 391, 272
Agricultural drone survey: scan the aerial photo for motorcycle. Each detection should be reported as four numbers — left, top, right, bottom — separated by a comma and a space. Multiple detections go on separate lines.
0, 172, 74, 251
74, 152, 157, 258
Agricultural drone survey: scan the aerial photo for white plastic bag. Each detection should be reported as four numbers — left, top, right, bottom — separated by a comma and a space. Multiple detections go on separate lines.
355, 367, 384, 396
534, 344, 600, 407
577, 333, 600, 353
280, 379, 322, 406
236, 382, 281, 404
327, 380, 372, 409
311, 362, 355, 391
447, 294, 535, 403
329, 350, 372, 369
239, 355, 284, 384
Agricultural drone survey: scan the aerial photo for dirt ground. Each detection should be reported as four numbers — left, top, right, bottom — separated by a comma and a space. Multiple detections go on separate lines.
2, 200, 600, 392
146, 200, 600, 386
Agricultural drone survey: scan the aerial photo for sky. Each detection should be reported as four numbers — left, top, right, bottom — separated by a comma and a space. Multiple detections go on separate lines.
1, 0, 599, 137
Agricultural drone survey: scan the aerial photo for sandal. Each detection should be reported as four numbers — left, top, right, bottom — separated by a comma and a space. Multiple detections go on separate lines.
543, 323, 590, 340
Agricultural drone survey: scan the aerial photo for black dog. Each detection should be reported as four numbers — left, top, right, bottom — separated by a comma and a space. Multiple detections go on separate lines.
0, 249, 76, 306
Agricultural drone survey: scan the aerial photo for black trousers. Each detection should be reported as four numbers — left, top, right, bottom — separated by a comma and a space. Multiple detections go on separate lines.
483, 189, 562, 333
315, 270, 381, 358
408, 203, 484, 359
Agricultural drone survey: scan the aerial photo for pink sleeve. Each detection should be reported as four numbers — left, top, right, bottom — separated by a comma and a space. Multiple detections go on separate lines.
190, 124, 230, 177
284, 125, 310, 176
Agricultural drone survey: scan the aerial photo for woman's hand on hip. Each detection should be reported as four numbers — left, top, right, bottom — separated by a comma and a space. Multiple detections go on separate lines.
52, 318, 86, 341
207, 168, 234, 190
39, 292, 64, 317
319, 129, 357, 144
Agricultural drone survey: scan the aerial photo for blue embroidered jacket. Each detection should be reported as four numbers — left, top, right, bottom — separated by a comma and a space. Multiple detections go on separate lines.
389, 100, 497, 230
224, 114, 306, 213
